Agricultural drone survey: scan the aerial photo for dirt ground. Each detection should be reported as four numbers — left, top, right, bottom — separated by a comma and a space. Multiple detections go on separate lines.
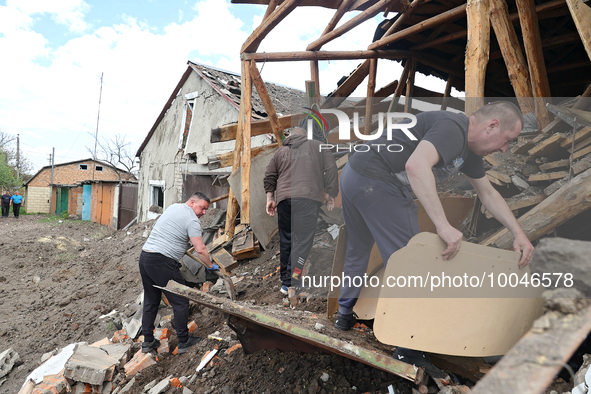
0, 212, 418, 394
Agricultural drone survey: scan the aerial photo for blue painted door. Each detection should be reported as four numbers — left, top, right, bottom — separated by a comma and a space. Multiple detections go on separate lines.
82, 184, 91, 221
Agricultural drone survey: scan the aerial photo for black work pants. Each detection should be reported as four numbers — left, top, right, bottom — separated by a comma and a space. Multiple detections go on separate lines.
12, 203, 20, 218
1, 203, 8, 217
139, 251, 189, 343
277, 198, 321, 287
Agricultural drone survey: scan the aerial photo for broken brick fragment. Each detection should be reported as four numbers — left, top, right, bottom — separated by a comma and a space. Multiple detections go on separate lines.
225, 344, 242, 355
154, 328, 171, 340
202, 281, 214, 292
32, 376, 71, 394
187, 321, 198, 333
112, 329, 129, 343
170, 377, 182, 388
123, 350, 156, 377
157, 338, 170, 355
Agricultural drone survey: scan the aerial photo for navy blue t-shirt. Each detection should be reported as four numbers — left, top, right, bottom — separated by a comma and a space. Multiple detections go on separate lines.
1, 194, 11, 205
349, 111, 485, 185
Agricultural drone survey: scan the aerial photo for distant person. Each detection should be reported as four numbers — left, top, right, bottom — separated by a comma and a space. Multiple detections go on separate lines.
264, 126, 339, 294
10, 191, 23, 218
139, 192, 219, 354
1, 191, 11, 218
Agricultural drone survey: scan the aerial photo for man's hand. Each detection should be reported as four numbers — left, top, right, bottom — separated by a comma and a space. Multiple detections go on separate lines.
266, 200, 277, 216
513, 234, 534, 268
324, 193, 335, 211
437, 225, 464, 261
207, 263, 220, 271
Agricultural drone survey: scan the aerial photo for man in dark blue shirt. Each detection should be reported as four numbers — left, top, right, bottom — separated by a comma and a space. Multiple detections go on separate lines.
1, 191, 11, 218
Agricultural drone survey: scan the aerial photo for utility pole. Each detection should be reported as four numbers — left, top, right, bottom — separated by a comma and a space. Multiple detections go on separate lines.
51, 147, 55, 186
16, 134, 19, 179
93, 72, 103, 181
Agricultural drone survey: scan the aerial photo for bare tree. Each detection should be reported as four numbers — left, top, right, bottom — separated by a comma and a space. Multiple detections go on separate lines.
87, 133, 138, 179
0, 130, 34, 184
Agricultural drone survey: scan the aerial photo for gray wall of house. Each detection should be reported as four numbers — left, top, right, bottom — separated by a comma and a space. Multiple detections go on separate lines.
137, 70, 271, 223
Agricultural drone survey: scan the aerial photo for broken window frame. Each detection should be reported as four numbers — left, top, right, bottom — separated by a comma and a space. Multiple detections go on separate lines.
149, 180, 165, 209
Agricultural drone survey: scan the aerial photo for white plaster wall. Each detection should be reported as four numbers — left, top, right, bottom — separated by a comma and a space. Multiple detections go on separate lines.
25, 186, 51, 213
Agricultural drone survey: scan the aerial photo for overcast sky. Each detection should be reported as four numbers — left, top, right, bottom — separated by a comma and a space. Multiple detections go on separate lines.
0, 0, 457, 172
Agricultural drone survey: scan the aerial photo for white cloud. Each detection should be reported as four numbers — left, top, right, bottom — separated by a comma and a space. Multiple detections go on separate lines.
6, 0, 90, 32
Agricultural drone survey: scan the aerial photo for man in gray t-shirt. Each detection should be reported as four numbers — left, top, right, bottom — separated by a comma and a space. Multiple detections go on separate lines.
139, 192, 219, 354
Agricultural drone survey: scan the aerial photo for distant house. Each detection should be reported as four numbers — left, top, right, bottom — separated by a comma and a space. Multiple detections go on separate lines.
24, 158, 136, 228
135, 61, 306, 222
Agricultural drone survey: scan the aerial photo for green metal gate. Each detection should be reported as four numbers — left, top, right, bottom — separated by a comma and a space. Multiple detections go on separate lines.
55, 187, 69, 216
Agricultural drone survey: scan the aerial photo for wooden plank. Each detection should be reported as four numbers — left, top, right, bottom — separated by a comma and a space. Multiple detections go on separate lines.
516, 0, 552, 129
464, 0, 490, 116
560, 126, 591, 147
483, 154, 501, 167
404, 58, 416, 113
368, 4, 467, 50
335, 153, 349, 169
243, 49, 411, 63
322, 60, 371, 109
310, 61, 320, 107
570, 135, 591, 153
511, 133, 547, 154
388, 60, 412, 113
527, 133, 567, 157
234, 244, 261, 261
212, 248, 238, 275
573, 144, 591, 160
241, 0, 302, 53
548, 105, 591, 129
482, 167, 591, 248
440, 76, 454, 111
486, 170, 512, 184
207, 235, 229, 253
539, 159, 569, 171
307, 0, 390, 51
250, 62, 284, 146
490, 0, 535, 115
232, 231, 255, 255
528, 171, 569, 181
484, 191, 546, 219
210, 193, 229, 204
241, 60, 253, 226
209, 143, 279, 169
566, 0, 591, 61
487, 174, 506, 186
540, 117, 563, 135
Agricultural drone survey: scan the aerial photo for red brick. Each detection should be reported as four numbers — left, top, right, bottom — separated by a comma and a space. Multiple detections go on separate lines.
170, 377, 182, 388
32, 376, 71, 394
111, 329, 129, 343
124, 350, 156, 377
225, 344, 242, 355
202, 281, 214, 292
187, 321, 198, 333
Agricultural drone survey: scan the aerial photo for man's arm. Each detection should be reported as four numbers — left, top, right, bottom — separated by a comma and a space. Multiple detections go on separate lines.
264, 153, 279, 217
190, 236, 214, 268
467, 176, 534, 268
406, 140, 464, 260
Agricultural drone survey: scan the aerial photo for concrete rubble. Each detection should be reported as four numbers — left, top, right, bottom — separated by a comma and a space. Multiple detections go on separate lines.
0, 347, 19, 378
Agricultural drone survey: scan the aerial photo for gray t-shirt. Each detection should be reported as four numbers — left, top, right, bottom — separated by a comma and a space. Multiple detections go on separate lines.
143, 203, 203, 261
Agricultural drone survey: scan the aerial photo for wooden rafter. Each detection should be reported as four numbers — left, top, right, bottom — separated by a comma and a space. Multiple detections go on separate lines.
262, 0, 278, 19
566, 0, 591, 61
242, 49, 411, 62
368, 3, 467, 50
241, 0, 303, 53
322, 60, 371, 108
404, 58, 417, 113
381, 0, 428, 39
441, 76, 454, 111
388, 59, 412, 112
321, 0, 356, 38
307, 0, 391, 51
490, 0, 535, 115
464, 0, 490, 116
250, 61, 284, 146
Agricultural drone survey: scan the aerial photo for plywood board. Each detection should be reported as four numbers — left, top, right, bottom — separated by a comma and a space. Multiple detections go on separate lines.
212, 248, 238, 275
373, 233, 544, 357
227, 148, 278, 249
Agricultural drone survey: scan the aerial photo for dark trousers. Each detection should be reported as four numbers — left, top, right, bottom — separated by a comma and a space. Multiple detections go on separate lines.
12, 203, 20, 218
1, 203, 8, 217
139, 251, 189, 343
277, 198, 321, 287
338, 164, 420, 314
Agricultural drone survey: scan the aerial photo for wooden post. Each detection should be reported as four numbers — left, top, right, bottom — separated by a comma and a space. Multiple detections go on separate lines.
516, 0, 552, 129
250, 61, 284, 146
566, 0, 591, 61
465, 0, 490, 116
441, 76, 454, 111
240, 60, 253, 226
307, 0, 391, 51
489, 0, 535, 115
388, 60, 412, 113
404, 59, 417, 113
364, 58, 377, 135
241, 0, 302, 53
310, 60, 320, 106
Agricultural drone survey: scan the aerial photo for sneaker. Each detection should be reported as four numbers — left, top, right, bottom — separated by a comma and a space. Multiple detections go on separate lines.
393, 347, 446, 379
334, 312, 358, 331
141, 338, 160, 353
279, 285, 289, 295
178, 335, 202, 354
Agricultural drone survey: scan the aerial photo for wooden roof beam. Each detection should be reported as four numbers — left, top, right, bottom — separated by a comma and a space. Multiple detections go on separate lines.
250, 62, 284, 146
368, 3, 467, 50
566, 0, 591, 62
323, 60, 371, 108
410, 0, 567, 51
307, 0, 391, 51
464, 0, 490, 116
490, 0, 535, 114
321, 0, 356, 38
516, 0, 552, 129
242, 49, 412, 62
241, 0, 303, 54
